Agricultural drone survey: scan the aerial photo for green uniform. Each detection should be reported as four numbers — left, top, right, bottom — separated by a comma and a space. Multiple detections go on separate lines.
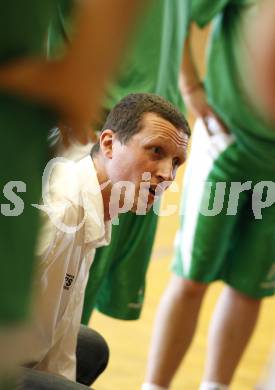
172, 0, 275, 297
0, 1, 57, 326
48, 0, 190, 322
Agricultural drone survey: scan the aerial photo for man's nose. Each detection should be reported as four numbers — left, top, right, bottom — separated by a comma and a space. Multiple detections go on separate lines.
156, 160, 175, 182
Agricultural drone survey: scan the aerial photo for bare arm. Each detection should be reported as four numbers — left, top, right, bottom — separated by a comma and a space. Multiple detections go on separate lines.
180, 27, 228, 133
0, 0, 147, 144
250, 0, 275, 122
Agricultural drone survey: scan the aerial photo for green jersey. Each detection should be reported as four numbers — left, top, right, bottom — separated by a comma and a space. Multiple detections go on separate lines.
105, 0, 189, 112
191, 0, 275, 168
48, 0, 190, 112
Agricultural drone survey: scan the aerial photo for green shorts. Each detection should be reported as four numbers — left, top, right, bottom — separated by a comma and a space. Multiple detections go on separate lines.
82, 206, 159, 323
172, 120, 275, 299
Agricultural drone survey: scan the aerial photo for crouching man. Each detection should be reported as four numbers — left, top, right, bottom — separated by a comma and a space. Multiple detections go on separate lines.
19, 93, 190, 389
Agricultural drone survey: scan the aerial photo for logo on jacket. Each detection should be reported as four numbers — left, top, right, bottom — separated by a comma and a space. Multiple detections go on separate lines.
64, 273, 75, 290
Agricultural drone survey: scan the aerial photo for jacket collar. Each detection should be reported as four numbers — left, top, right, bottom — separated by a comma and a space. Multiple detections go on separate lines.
75, 155, 111, 245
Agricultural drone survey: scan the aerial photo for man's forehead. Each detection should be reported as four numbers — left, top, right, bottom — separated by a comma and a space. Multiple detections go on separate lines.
140, 112, 188, 147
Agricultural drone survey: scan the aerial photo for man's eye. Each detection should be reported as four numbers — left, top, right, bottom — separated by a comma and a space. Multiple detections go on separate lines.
173, 158, 180, 167
151, 146, 163, 155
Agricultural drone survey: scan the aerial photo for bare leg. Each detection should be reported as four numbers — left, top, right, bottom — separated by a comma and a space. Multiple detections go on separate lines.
203, 286, 261, 385
145, 274, 208, 388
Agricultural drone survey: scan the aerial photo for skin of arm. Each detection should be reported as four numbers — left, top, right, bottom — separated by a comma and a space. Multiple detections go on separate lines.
0, 0, 147, 144
250, 0, 275, 122
180, 26, 228, 134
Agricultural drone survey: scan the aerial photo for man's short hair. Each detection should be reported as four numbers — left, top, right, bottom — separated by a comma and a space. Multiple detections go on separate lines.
91, 93, 190, 156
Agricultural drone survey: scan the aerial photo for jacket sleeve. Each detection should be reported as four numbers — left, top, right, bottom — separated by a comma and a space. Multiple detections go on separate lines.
34, 315, 80, 381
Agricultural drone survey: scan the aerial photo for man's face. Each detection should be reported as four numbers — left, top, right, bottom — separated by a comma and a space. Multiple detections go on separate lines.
106, 112, 188, 214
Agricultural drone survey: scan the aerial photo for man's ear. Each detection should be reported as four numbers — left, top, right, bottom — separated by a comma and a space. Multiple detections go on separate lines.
99, 129, 114, 159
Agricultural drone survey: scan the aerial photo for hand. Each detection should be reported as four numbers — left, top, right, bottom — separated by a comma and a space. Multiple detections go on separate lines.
183, 84, 229, 135
59, 124, 98, 148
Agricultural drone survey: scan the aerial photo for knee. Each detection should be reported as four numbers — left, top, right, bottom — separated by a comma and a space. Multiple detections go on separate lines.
226, 285, 262, 306
87, 328, 109, 369
169, 274, 209, 300
76, 326, 109, 385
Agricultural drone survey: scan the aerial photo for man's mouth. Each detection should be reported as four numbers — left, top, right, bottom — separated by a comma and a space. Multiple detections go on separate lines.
149, 186, 156, 197
148, 182, 171, 198
148, 184, 164, 199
